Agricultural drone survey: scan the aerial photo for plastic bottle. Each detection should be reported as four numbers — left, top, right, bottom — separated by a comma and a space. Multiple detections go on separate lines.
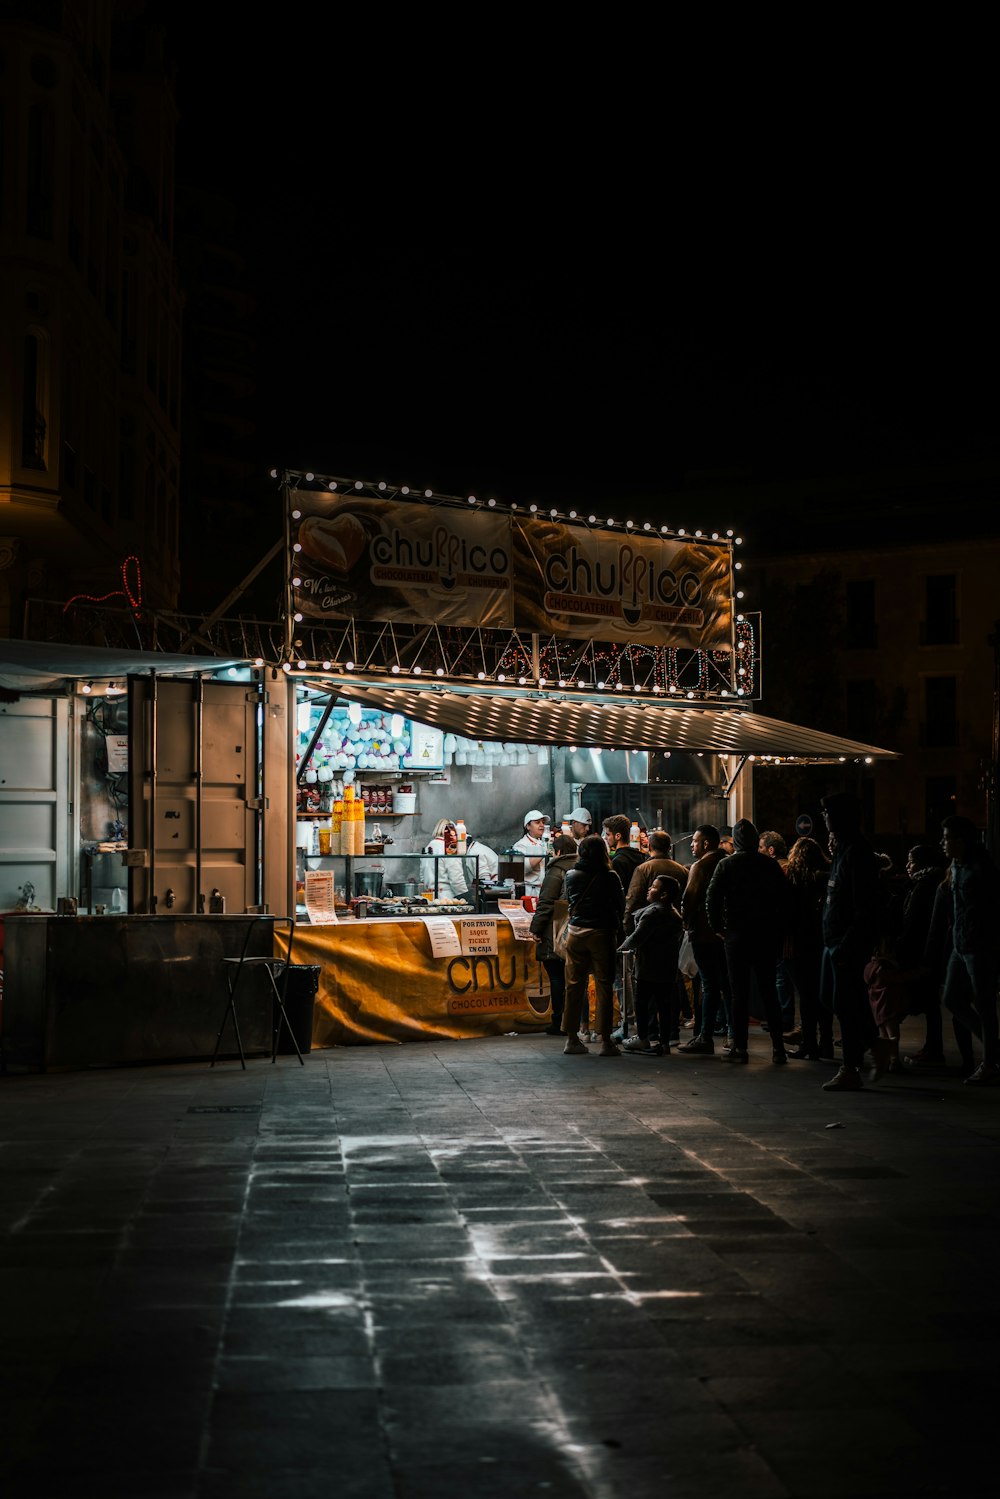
111, 886, 124, 912
455, 818, 467, 853
629, 820, 641, 849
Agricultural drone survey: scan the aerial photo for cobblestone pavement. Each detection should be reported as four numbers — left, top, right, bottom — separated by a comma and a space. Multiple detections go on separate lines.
2, 1020, 998, 1498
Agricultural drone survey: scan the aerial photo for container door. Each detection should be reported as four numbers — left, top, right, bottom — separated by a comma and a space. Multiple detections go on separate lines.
0, 696, 69, 912
128, 677, 260, 915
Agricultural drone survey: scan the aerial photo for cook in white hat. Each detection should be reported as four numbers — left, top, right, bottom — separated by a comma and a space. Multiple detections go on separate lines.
512, 809, 549, 893
566, 805, 592, 841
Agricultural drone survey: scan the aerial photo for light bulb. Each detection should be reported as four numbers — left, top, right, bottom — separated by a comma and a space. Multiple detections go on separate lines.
436, 667, 444, 676
328, 481, 337, 491
306, 472, 314, 481
378, 481, 386, 490
391, 664, 400, 674
354, 480, 363, 490
291, 509, 301, 520
401, 485, 409, 494
322, 660, 331, 670
424, 489, 432, 497
82, 682, 92, 694
292, 577, 302, 587
588, 514, 597, 524
345, 661, 354, 670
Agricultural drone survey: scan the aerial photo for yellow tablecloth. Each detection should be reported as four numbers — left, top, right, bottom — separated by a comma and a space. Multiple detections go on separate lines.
279, 917, 553, 1046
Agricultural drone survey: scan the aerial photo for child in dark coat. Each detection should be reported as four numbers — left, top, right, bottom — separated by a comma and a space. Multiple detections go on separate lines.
617, 876, 683, 1055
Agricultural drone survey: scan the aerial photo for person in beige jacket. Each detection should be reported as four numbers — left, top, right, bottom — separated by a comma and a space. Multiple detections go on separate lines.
623, 831, 689, 934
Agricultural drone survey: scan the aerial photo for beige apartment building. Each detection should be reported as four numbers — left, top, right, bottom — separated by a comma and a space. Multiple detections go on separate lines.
0, 2, 182, 638
753, 532, 1000, 844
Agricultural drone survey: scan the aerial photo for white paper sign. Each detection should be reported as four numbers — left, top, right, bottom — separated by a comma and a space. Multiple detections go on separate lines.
459, 917, 499, 956
470, 767, 493, 782
498, 899, 535, 942
304, 870, 338, 925
423, 917, 463, 956
106, 734, 129, 773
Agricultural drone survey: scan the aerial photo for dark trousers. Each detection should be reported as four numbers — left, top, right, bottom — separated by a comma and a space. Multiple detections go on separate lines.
634, 977, 677, 1044
725, 934, 785, 1052
942, 949, 999, 1066
692, 940, 727, 1040
790, 945, 830, 1052
542, 958, 566, 1026
821, 946, 877, 1070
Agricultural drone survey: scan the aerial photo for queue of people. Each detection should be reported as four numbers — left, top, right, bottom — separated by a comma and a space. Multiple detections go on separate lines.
525, 796, 1000, 1088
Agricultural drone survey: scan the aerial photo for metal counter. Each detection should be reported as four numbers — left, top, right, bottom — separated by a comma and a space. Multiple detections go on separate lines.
2, 914, 275, 1070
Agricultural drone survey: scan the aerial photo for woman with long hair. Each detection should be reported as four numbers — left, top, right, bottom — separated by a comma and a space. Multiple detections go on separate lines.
562, 833, 625, 1056
784, 835, 832, 1060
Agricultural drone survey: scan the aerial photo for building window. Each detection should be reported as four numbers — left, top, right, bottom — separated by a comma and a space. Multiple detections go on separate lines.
26, 103, 54, 239
921, 574, 958, 645
845, 579, 876, 648
21, 331, 48, 468
923, 676, 958, 748
925, 775, 957, 833
846, 679, 878, 743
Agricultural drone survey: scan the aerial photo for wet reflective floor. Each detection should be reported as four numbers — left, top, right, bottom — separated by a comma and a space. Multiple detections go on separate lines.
1, 1021, 998, 1497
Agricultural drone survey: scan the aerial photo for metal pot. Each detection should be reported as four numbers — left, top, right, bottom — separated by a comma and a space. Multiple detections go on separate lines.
353, 872, 384, 898
394, 879, 421, 899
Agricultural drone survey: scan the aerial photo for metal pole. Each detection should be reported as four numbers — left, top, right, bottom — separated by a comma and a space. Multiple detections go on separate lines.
988, 620, 1000, 857
195, 677, 203, 912
148, 669, 157, 913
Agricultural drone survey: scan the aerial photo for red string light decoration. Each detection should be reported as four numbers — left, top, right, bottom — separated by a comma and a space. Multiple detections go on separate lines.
63, 556, 143, 614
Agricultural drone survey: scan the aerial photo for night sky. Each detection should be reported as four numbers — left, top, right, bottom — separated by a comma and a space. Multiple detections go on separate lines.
164, 18, 997, 543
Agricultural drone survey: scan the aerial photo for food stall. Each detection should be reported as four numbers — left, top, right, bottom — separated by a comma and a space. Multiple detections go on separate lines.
0, 473, 899, 1067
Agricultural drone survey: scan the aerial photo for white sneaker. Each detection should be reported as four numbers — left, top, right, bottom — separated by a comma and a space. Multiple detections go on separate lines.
621, 1034, 647, 1052
964, 1060, 1000, 1086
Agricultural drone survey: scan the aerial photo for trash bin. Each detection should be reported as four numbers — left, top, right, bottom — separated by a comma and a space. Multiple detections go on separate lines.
275, 964, 321, 1055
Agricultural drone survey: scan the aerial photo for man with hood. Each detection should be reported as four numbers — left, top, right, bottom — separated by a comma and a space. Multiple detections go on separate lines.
678, 825, 728, 1053
940, 816, 1000, 1085
818, 791, 889, 1091
705, 818, 791, 1064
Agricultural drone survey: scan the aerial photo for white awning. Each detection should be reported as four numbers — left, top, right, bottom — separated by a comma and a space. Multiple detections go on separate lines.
322, 679, 898, 762
0, 639, 249, 693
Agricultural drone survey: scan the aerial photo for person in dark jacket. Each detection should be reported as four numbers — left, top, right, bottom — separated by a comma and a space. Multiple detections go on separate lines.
562, 834, 626, 1057
679, 825, 729, 1053
818, 791, 890, 1091
882, 844, 947, 1068
603, 814, 647, 892
906, 860, 956, 1070
705, 818, 791, 1064
940, 816, 1000, 1085
602, 814, 647, 1035
529, 834, 578, 1036
784, 836, 833, 1060
618, 876, 683, 1056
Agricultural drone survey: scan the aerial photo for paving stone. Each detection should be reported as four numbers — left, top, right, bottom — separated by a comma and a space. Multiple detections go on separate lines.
1, 1019, 997, 1496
